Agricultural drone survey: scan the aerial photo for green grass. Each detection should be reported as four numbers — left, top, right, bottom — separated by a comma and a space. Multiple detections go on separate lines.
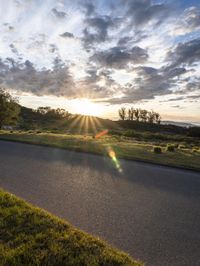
0, 188, 141, 266
0, 130, 200, 171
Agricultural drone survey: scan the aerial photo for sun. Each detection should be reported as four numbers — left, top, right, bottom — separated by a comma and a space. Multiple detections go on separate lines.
71, 99, 104, 116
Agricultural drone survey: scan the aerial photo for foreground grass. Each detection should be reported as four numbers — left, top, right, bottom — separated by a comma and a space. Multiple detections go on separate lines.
0, 188, 141, 266
0, 131, 200, 171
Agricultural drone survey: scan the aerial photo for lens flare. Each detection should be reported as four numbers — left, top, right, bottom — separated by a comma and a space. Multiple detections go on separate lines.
108, 147, 122, 173
95, 129, 122, 173
95, 129, 108, 139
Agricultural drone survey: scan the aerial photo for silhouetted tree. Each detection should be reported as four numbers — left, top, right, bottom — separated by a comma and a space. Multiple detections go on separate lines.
134, 108, 140, 122
0, 88, 20, 128
147, 110, 155, 124
118, 106, 161, 124
128, 107, 135, 120
155, 112, 161, 124
140, 109, 148, 122
118, 107, 126, 120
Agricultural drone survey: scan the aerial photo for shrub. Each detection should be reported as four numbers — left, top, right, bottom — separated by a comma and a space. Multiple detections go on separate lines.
166, 144, 176, 152
36, 130, 42, 134
153, 146, 162, 154
178, 144, 185, 149
10, 130, 13, 133
192, 149, 199, 153
123, 130, 141, 139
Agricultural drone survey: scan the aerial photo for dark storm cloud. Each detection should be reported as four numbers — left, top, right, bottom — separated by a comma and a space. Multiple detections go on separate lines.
60, 32, 74, 38
167, 38, 200, 67
90, 46, 148, 69
52, 8, 67, 18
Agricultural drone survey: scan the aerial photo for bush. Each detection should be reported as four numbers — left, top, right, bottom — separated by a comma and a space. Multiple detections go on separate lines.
192, 149, 199, 153
166, 144, 176, 152
178, 144, 185, 149
36, 130, 42, 134
153, 146, 162, 154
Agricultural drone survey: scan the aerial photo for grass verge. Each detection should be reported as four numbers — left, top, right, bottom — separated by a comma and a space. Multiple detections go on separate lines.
0, 188, 141, 266
0, 131, 200, 171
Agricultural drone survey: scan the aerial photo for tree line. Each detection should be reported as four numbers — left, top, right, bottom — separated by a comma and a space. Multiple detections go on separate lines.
118, 107, 161, 124
36, 106, 71, 120
0, 88, 20, 128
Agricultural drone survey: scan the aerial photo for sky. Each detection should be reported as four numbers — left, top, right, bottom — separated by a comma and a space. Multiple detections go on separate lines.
0, 0, 200, 122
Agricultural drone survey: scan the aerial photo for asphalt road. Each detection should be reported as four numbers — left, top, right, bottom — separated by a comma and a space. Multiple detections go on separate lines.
0, 140, 200, 265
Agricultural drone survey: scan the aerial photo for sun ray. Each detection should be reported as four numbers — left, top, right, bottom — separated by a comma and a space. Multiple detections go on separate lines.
68, 115, 82, 132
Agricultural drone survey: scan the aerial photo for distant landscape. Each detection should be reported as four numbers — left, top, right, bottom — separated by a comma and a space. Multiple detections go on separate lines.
1, 88, 200, 172
1, 1, 200, 265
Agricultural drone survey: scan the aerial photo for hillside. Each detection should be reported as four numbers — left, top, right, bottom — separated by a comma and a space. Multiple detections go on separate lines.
18, 106, 200, 138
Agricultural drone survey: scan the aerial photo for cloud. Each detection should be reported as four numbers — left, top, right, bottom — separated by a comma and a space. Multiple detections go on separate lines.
124, 0, 171, 27
171, 105, 181, 108
0, 57, 117, 100
82, 15, 120, 50
49, 44, 58, 53
81, 1, 95, 16
170, 6, 200, 36
9, 44, 19, 55
0, 0, 199, 113
90, 46, 148, 69
117, 32, 148, 47
52, 8, 67, 18
104, 65, 188, 104
75, 67, 119, 99
167, 38, 200, 67
0, 57, 75, 97
60, 32, 74, 38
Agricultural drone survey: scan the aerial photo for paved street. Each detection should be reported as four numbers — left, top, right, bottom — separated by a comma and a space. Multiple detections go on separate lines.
0, 140, 200, 265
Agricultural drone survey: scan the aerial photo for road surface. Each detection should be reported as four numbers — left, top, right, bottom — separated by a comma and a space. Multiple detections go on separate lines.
0, 140, 200, 265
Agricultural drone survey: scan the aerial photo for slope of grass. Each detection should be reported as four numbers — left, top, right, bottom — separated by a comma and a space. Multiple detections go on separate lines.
0, 188, 141, 266
0, 131, 200, 171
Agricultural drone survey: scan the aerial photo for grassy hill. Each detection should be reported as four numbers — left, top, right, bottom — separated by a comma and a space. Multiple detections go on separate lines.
19, 106, 200, 138
0, 188, 141, 266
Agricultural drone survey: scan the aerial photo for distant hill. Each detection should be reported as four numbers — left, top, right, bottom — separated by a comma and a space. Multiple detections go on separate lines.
18, 105, 200, 138
161, 121, 199, 128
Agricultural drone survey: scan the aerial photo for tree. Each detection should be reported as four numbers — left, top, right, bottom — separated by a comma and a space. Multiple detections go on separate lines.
127, 107, 135, 121
0, 88, 20, 128
147, 110, 155, 124
133, 108, 140, 122
118, 107, 126, 120
154, 112, 161, 124
140, 109, 148, 122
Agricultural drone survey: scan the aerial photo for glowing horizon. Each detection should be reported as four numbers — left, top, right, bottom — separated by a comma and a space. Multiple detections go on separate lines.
0, 1, 200, 123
